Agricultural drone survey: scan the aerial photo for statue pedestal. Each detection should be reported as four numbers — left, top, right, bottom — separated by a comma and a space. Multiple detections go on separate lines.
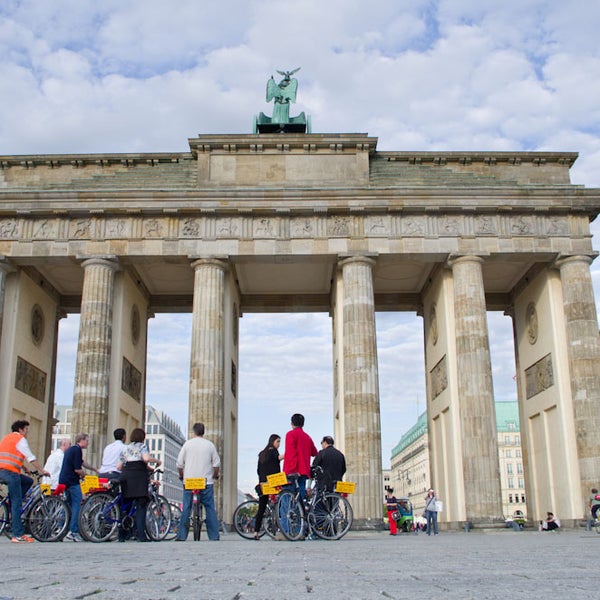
189, 132, 377, 187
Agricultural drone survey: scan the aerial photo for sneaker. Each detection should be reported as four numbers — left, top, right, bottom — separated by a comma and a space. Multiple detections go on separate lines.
65, 532, 83, 542
11, 536, 34, 543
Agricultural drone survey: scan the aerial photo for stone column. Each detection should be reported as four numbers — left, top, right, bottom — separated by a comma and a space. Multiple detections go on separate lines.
338, 256, 382, 526
556, 255, 600, 505
189, 258, 228, 456
71, 257, 119, 467
449, 255, 502, 522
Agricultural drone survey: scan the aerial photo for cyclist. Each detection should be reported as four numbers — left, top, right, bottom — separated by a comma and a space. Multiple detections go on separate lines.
253, 434, 283, 540
282, 414, 317, 501
59, 432, 98, 542
312, 436, 346, 492
0, 420, 51, 543
116, 427, 162, 543
175, 422, 221, 541
42, 437, 71, 490
98, 428, 127, 482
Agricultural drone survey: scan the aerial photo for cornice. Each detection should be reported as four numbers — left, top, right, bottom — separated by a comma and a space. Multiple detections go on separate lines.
375, 151, 578, 168
0, 153, 194, 169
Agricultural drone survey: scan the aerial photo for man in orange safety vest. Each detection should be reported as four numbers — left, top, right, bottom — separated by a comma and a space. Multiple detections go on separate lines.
0, 420, 50, 543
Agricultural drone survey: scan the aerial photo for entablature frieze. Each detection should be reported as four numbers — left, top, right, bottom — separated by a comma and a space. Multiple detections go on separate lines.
0, 210, 593, 247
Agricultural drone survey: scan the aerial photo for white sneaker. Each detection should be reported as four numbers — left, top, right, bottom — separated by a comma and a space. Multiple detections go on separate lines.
65, 532, 83, 542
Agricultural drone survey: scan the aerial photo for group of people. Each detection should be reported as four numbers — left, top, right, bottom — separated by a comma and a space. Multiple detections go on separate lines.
0, 417, 222, 543
252, 413, 346, 540
385, 487, 441, 536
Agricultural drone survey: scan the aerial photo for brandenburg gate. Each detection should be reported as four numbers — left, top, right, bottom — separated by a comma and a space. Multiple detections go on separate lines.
2, 122, 600, 526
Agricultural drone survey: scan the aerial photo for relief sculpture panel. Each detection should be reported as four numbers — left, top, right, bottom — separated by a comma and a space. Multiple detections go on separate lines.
525, 353, 554, 399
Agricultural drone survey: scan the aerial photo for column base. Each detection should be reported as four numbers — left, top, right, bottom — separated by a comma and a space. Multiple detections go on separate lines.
351, 517, 385, 531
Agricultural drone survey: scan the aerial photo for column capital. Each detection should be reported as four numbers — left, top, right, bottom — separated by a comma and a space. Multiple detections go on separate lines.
0, 256, 16, 275
554, 253, 598, 270
77, 255, 120, 271
337, 254, 377, 269
190, 256, 230, 271
447, 253, 488, 269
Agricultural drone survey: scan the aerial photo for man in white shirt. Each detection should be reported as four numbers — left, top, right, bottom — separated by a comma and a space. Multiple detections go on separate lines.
42, 438, 71, 489
175, 422, 221, 541
98, 428, 126, 480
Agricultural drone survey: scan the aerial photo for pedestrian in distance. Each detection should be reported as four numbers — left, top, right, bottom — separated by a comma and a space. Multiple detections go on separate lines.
589, 488, 600, 521
424, 488, 440, 536
312, 435, 346, 492
282, 413, 318, 501
175, 422, 221, 541
253, 433, 284, 540
0, 420, 51, 543
539, 511, 560, 532
385, 487, 399, 536
59, 432, 98, 542
116, 427, 161, 542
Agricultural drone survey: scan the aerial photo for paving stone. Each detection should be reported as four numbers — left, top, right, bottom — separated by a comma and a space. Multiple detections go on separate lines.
0, 529, 598, 599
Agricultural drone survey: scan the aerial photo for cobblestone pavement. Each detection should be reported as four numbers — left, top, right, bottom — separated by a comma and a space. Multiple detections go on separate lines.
0, 529, 599, 599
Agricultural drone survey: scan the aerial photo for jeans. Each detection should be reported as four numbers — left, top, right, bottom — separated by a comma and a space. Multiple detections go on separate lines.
65, 484, 83, 534
425, 509, 438, 535
296, 475, 308, 501
177, 484, 219, 541
0, 469, 33, 537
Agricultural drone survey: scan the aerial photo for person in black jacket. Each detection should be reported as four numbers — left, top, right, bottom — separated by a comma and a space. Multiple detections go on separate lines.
312, 436, 346, 492
253, 434, 283, 540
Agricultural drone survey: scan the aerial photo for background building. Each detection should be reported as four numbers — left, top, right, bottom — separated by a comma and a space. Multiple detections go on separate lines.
496, 402, 526, 519
145, 405, 185, 504
389, 402, 525, 520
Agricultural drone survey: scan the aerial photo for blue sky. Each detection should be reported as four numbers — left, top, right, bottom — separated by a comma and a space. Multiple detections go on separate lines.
2, 0, 600, 493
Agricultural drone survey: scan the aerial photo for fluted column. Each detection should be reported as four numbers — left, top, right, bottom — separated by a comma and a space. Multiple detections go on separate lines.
72, 257, 119, 467
556, 255, 600, 503
339, 255, 382, 525
450, 255, 502, 522
189, 258, 227, 456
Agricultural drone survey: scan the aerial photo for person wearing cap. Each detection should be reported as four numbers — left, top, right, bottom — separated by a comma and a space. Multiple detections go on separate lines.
424, 488, 440, 535
312, 436, 346, 492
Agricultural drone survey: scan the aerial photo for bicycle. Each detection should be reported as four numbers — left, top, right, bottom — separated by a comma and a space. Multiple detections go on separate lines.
164, 501, 182, 541
78, 469, 171, 542
190, 487, 204, 541
0, 472, 71, 542
232, 494, 278, 539
276, 467, 353, 541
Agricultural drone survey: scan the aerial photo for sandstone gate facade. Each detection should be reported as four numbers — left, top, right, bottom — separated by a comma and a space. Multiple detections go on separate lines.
1, 132, 600, 527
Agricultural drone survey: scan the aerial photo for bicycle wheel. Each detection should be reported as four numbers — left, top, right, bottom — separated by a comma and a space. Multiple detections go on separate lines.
0, 497, 9, 537
192, 501, 202, 541
276, 490, 305, 541
308, 493, 353, 540
28, 496, 70, 542
232, 499, 264, 539
164, 502, 181, 541
79, 492, 120, 542
263, 503, 278, 539
146, 494, 171, 541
